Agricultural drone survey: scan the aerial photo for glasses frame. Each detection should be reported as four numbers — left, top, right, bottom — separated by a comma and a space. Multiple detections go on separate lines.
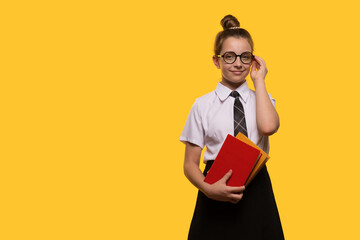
216, 51, 254, 64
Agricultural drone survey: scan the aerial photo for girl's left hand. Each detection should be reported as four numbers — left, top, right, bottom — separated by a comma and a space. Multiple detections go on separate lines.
250, 55, 268, 83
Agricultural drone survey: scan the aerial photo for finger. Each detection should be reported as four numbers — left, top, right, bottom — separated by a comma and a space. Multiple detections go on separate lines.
230, 193, 243, 199
220, 169, 232, 183
254, 56, 266, 69
254, 61, 260, 71
253, 55, 261, 65
254, 55, 264, 63
254, 59, 260, 70
251, 61, 257, 73
230, 193, 243, 201
229, 197, 240, 204
227, 185, 245, 193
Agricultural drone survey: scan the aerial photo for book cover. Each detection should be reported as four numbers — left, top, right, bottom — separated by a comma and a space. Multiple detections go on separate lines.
235, 133, 270, 186
204, 134, 261, 187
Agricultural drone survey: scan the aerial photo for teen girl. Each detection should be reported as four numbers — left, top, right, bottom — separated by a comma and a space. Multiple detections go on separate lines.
180, 15, 284, 239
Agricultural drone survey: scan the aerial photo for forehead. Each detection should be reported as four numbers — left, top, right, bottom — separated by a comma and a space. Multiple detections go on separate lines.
221, 37, 252, 54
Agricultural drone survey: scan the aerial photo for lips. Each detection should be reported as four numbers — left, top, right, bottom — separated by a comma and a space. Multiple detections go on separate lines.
231, 70, 244, 74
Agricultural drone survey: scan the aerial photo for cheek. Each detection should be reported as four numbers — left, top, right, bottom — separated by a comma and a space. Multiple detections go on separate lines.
222, 66, 232, 74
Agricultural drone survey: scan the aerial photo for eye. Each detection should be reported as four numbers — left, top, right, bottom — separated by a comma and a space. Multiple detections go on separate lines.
242, 53, 251, 58
224, 52, 235, 59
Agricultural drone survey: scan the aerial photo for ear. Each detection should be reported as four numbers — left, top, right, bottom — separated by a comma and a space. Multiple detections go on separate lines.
212, 55, 221, 69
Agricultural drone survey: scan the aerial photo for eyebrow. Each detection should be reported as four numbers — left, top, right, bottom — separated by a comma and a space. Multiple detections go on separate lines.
222, 51, 252, 54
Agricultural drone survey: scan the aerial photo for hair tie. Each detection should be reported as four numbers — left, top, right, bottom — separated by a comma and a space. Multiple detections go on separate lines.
229, 27, 241, 29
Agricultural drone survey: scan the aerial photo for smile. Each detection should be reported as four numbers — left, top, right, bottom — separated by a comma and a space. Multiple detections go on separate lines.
231, 71, 244, 74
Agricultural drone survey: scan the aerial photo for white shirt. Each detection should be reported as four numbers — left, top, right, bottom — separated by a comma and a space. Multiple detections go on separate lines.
180, 81, 276, 162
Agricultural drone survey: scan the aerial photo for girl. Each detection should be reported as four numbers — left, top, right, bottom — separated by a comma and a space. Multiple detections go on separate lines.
180, 15, 284, 239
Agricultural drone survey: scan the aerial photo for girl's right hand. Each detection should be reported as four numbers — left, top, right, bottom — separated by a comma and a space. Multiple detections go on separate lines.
203, 169, 245, 204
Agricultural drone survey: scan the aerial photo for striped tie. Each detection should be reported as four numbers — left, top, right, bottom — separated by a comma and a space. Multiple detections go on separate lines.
230, 91, 247, 137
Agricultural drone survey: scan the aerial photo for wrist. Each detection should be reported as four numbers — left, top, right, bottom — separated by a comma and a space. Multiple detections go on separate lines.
253, 78, 266, 88
199, 181, 211, 195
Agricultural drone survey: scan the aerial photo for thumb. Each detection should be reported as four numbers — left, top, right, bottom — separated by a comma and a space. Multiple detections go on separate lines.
220, 169, 232, 183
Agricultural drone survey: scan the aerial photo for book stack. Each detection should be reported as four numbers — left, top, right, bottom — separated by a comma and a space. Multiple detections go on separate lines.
204, 133, 270, 187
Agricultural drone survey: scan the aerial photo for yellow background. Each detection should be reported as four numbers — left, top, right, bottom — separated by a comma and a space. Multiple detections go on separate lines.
1, 0, 360, 239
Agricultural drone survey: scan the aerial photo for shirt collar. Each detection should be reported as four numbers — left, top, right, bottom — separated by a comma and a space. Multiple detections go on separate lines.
215, 81, 250, 103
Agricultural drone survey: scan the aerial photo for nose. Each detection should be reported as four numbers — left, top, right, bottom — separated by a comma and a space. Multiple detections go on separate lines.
233, 56, 243, 68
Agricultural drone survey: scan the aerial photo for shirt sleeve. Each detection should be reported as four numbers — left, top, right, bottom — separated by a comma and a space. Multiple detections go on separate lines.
179, 99, 205, 149
268, 93, 276, 108
268, 93, 278, 133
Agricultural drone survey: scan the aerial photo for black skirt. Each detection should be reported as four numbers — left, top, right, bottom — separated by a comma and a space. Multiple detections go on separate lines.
188, 161, 284, 240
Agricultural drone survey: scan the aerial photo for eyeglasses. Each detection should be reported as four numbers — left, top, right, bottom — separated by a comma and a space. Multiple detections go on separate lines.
216, 51, 254, 64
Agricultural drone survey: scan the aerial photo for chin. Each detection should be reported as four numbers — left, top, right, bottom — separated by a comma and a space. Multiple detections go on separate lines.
225, 75, 246, 82
222, 79, 246, 89
230, 79, 246, 84
222, 74, 247, 86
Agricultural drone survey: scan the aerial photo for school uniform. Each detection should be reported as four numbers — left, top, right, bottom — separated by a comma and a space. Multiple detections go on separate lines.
180, 81, 284, 240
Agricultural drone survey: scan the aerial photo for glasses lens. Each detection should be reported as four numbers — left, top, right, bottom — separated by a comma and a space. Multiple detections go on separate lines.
241, 52, 253, 64
223, 52, 236, 63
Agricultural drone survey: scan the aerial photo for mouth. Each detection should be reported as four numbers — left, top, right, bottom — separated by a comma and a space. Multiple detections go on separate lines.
231, 70, 244, 75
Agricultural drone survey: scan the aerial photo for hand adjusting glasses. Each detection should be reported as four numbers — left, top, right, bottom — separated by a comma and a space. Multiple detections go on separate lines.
217, 51, 254, 64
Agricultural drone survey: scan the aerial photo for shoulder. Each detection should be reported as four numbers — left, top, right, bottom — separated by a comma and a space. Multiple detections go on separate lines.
249, 88, 276, 100
192, 90, 217, 108
249, 89, 276, 106
187, 90, 219, 121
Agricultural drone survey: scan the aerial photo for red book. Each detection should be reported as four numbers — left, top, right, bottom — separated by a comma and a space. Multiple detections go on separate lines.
204, 134, 262, 187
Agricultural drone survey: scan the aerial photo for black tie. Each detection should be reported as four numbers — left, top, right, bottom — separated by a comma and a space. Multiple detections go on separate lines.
230, 91, 248, 137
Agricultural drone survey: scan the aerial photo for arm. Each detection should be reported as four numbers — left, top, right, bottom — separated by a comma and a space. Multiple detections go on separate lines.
183, 142, 245, 204
250, 55, 280, 136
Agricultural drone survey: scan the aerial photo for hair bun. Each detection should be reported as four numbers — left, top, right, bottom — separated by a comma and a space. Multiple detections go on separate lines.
220, 15, 240, 30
